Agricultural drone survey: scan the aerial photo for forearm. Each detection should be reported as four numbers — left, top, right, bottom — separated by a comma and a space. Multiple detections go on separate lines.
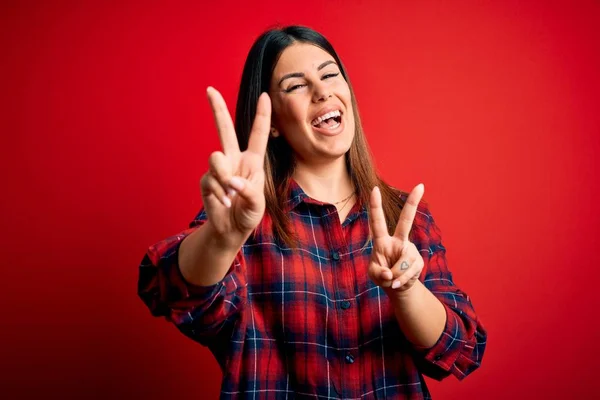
386, 280, 447, 348
178, 220, 248, 286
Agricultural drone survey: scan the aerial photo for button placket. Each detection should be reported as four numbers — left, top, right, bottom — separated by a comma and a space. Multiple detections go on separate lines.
322, 207, 359, 394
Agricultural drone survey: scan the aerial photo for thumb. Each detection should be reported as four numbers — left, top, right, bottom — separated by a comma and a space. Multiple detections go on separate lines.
228, 176, 263, 209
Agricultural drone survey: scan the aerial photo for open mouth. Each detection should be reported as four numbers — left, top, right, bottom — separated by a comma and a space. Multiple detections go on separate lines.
311, 110, 342, 130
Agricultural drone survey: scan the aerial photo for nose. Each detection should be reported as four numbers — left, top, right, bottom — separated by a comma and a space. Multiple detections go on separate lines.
312, 80, 332, 103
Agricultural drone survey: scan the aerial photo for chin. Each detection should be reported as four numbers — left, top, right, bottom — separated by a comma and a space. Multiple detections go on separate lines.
320, 138, 354, 160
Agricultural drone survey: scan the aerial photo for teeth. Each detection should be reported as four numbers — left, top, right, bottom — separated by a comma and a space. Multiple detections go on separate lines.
312, 109, 341, 126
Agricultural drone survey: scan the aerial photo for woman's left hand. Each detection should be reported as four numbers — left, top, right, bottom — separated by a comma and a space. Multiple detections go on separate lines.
367, 184, 425, 293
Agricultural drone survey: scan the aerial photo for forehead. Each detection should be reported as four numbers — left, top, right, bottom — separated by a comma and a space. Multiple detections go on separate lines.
272, 43, 335, 76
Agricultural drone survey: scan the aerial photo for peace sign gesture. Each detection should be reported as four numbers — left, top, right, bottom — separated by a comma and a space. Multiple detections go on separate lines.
200, 87, 271, 239
367, 184, 426, 293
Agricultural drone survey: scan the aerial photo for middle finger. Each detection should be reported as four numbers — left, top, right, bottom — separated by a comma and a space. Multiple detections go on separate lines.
208, 151, 233, 191
207, 87, 240, 156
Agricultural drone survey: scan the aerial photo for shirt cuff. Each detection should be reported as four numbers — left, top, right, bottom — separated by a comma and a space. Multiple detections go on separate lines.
159, 230, 245, 305
172, 248, 245, 300
413, 302, 463, 373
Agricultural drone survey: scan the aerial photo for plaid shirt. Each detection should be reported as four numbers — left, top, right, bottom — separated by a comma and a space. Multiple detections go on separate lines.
138, 180, 487, 399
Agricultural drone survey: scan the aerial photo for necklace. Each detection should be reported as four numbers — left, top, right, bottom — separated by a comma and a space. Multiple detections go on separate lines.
336, 192, 355, 215
333, 191, 356, 205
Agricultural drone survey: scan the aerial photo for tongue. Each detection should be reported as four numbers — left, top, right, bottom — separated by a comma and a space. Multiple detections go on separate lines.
317, 117, 337, 129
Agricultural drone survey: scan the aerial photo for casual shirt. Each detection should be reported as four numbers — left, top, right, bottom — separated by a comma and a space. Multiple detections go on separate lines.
138, 179, 487, 399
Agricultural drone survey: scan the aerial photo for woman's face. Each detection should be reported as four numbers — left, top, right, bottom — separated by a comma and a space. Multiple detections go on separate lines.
269, 43, 355, 164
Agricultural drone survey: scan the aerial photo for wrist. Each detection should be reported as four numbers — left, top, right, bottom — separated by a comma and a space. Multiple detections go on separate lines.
384, 279, 422, 302
204, 219, 251, 250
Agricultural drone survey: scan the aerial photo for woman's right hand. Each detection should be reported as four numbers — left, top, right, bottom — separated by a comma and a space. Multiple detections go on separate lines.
200, 87, 271, 242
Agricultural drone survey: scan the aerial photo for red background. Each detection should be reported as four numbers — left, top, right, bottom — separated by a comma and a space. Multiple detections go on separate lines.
2, 0, 599, 398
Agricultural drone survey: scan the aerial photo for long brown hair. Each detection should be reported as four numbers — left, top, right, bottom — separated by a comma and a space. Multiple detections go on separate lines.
235, 26, 407, 247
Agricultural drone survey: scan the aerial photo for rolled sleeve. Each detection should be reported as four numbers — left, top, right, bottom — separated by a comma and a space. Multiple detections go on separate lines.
410, 204, 487, 381
137, 211, 247, 345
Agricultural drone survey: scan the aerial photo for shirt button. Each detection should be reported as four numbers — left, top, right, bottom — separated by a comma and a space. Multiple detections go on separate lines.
345, 353, 355, 364
340, 300, 351, 310
332, 251, 340, 261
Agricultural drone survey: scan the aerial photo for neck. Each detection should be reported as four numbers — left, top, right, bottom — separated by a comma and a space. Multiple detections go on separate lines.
292, 156, 354, 203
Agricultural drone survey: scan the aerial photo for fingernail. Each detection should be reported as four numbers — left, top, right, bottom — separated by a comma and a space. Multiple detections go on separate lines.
222, 196, 232, 208
229, 177, 245, 191
391, 280, 401, 289
227, 188, 237, 198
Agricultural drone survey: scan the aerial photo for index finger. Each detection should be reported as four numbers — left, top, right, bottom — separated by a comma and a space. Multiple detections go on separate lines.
246, 92, 272, 158
368, 186, 390, 242
394, 183, 425, 241
207, 87, 240, 155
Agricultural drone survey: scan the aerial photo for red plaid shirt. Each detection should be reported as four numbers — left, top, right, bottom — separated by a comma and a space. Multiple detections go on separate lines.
138, 180, 486, 399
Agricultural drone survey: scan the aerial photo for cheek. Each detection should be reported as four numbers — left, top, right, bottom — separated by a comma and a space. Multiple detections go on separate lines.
279, 98, 307, 126
341, 87, 352, 105
334, 82, 353, 110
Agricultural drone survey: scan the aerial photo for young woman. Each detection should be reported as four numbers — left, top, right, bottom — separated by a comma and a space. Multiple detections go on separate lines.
138, 25, 486, 399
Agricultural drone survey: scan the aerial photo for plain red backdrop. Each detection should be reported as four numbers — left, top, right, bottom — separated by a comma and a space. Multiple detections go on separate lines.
2, 0, 599, 398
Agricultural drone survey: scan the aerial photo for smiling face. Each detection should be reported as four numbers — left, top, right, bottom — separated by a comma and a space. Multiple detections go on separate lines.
269, 42, 355, 164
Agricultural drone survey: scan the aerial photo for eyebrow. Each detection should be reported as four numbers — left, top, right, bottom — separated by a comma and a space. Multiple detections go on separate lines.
278, 60, 338, 86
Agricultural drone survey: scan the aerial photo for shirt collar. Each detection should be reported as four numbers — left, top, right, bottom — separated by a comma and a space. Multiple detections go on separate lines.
283, 178, 308, 212
283, 178, 365, 216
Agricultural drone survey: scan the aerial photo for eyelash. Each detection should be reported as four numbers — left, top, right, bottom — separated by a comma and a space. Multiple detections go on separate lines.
285, 72, 340, 93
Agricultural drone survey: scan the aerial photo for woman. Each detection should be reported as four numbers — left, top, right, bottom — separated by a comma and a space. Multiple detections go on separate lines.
138, 25, 486, 399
